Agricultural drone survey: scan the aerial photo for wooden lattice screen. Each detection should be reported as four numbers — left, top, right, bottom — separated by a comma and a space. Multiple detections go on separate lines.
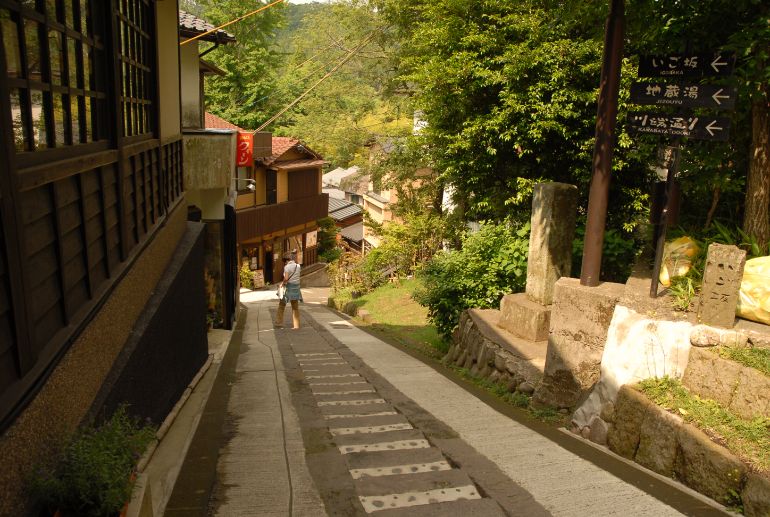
0, 0, 184, 431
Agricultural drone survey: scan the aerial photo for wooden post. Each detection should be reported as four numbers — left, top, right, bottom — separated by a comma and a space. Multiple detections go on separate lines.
580, 0, 625, 286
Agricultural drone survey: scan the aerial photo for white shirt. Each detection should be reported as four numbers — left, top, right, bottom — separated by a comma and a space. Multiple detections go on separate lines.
284, 261, 301, 285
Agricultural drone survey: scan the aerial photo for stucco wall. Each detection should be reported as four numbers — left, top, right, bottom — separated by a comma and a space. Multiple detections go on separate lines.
0, 202, 189, 515
180, 43, 200, 129
183, 131, 236, 190
156, 0, 181, 139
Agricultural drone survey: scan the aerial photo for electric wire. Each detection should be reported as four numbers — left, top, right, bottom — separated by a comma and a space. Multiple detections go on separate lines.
180, 0, 287, 47
255, 29, 380, 132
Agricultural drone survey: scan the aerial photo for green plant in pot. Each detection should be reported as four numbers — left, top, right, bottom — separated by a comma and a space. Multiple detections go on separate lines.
30, 405, 156, 517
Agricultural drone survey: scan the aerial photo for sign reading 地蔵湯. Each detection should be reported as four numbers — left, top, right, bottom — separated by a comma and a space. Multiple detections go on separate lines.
628, 113, 731, 141
638, 52, 736, 78
630, 82, 736, 110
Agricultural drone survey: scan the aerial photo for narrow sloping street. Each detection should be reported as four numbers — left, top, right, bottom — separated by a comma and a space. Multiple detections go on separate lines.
166, 290, 728, 516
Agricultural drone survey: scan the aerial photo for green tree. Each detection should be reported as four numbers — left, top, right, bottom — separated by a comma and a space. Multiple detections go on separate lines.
625, 0, 770, 245
193, 0, 288, 129
376, 0, 652, 235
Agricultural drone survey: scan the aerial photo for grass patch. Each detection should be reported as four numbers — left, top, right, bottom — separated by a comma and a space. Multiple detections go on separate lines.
715, 346, 770, 377
342, 279, 448, 357
638, 376, 770, 473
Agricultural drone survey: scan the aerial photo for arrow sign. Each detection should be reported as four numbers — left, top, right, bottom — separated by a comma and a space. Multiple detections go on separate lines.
630, 82, 737, 110
638, 52, 736, 78
628, 113, 731, 141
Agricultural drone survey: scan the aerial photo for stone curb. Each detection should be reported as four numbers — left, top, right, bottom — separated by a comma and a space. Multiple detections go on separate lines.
558, 428, 732, 516
125, 322, 240, 517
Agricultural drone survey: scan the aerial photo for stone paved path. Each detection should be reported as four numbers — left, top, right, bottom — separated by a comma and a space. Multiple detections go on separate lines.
171, 291, 727, 516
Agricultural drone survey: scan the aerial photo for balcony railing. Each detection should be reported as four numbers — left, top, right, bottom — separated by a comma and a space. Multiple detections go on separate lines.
237, 193, 329, 242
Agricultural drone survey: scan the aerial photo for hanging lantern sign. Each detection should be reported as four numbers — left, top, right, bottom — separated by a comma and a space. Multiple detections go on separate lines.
236, 132, 254, 166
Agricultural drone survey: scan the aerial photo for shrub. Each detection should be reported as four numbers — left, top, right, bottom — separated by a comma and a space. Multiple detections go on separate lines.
30, 406, 156, 517
239, 262, 253, 290
571, 225, 642, 283
414, 221, 530, 338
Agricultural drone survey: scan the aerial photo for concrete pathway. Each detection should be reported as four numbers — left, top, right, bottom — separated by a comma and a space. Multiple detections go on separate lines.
169, 291, 728, 516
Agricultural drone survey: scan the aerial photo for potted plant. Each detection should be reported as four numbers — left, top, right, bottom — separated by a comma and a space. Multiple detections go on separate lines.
30, 405, 156, 517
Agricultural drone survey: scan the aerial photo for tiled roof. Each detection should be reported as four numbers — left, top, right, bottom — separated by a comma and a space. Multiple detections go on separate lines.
329, 198, 363, 222
205, 112, 243, 131
179, 11, 236, 43
258, 137, 323, 166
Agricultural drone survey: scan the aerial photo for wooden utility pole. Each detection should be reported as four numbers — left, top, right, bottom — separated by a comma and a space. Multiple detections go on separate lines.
580, 0, 625, 286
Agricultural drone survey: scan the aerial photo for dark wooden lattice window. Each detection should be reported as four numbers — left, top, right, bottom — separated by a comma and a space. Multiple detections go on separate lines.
0, 0, 108, 154
115, 0, 154, 138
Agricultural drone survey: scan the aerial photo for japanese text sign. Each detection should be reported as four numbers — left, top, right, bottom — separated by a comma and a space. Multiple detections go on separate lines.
630, 82, 736, 110
628, 113, 731, 141
638, 52, 735, 78
236, 132, 253, 167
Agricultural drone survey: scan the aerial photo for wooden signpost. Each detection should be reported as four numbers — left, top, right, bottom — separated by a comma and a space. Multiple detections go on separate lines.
630, 49, 737, 297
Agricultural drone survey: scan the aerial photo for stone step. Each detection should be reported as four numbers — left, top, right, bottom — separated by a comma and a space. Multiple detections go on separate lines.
366, 498, 507, 517
324, 413, 409, 428
333, 428, 426, 447
354, 468, 476, 497
344, 447, 448, 471
314, 392, 383, 403
498, 293, 551, 342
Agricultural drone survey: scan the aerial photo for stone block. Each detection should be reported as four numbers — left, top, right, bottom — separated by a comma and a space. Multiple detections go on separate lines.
607, 385, 654, 459
681, 347, 741, 408
494, 351, 506, 372
690, 325, 749, 347
357, 309, 372, 323
635, 404, 683, 477
533, 278, 624, 409
674, 422, 746, 504
498, 293, 551, 341
587, 416, 609, 445
525, 182, 578, 306
698, 243, 747, 328
728, 366, 770, 420
742, 473, 770, 517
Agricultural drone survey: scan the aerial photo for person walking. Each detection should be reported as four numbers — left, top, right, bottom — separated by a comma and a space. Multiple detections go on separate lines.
275, 251, 302, 329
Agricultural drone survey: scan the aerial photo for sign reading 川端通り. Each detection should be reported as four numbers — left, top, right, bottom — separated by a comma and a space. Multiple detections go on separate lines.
630, 82, 736, 110
628, 113, 731, 141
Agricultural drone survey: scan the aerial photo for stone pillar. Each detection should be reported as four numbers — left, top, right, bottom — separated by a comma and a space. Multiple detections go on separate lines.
497, 182, 578, 341
526, 182, 579, 305
697, 243, 746, 328
532, 278, 624, 409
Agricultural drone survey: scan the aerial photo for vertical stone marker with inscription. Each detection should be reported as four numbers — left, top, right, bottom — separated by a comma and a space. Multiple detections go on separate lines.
698, 243, 746, 328
497, 182, 578, 341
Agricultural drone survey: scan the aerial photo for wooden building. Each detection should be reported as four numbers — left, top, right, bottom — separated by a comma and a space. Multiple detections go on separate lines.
0, 1, 208, 512
236, 137, 329, 284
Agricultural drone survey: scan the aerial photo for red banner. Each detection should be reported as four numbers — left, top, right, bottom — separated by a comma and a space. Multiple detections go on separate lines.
236, 132, 253, 166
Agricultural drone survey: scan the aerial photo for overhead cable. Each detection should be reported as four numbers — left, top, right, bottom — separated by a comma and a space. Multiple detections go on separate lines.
180, 0, 287, 47
255, 30, 380, 132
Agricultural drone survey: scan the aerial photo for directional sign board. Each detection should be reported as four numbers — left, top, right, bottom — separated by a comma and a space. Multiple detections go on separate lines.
630, 82, 737, 110
638, 52, 736, 78
628, 113, 731, 141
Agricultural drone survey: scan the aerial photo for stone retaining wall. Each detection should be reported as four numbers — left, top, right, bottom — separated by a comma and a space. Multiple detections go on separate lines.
443, 310, 544, 395
604, 385, 769, 516
683, 347, 770, 421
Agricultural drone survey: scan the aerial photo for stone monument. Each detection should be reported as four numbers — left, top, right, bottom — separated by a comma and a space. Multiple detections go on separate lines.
697, 243, 746, 328
497, 182, 578, 341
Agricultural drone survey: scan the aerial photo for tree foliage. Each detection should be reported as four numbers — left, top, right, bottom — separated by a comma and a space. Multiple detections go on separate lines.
376, 0, 652, 233
414, 221, 530, 338
189, 0, 288, 129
